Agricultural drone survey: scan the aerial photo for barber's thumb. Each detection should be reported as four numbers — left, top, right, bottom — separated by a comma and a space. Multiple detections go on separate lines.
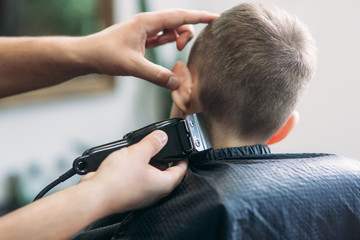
135, 130, 168, 161
136, 59, 180, 90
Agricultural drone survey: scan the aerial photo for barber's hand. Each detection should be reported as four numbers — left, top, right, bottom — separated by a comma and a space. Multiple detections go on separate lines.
80, 130, 188, 215
81, 9, 218, 89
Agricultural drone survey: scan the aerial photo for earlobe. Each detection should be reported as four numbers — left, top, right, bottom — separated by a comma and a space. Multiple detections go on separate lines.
170, 61, 193, 117
267, 111, 299, 145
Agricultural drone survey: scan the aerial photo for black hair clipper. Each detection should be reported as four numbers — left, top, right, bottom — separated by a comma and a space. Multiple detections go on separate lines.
72, 112, 212, 175
34, 113, 211, 201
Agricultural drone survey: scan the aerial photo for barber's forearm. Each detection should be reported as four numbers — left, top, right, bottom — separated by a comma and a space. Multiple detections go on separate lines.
0, 37, 94, 98
0, 181, 111, 240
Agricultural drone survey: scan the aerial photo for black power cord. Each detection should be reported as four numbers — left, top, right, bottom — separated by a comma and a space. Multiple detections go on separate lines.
33, 168, 76, 201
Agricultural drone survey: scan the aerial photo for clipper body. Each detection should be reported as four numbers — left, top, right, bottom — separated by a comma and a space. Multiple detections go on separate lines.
73, 113, 212, 175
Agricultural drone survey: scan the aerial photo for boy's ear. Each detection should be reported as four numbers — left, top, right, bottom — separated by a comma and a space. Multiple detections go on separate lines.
267, 111, 299, 145
170, 61, 193, 117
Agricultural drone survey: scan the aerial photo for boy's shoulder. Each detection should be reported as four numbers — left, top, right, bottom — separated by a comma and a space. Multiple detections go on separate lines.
76, 151, 360, 240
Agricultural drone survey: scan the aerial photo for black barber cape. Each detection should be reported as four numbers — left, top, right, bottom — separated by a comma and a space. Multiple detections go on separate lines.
74, 145, 360, 240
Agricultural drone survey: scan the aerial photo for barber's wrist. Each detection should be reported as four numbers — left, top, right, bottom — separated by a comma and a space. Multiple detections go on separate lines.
63, 36, 99, 76
71, 180, 114, 221
76, 177, 132, 218
72, 34, 111, 76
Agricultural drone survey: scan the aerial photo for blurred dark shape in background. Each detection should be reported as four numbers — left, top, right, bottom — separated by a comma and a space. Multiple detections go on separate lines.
0, 0, 111, 36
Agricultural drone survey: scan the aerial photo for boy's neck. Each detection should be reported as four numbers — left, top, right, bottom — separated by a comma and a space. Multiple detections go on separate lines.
209, 121, 266, 149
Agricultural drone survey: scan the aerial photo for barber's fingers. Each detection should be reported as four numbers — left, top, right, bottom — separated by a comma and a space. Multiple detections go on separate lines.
130, 130, 168, 163
142, 9, 219, 36
133, 57, 180, 90
176, 25, 195, 50
145, 25, 194, 50
134, 9, 218, 89
161, 159, 188, 192
146, 29, 178, 49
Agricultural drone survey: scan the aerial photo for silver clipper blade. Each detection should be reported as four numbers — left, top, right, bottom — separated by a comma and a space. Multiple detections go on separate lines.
185, 113, 212, 152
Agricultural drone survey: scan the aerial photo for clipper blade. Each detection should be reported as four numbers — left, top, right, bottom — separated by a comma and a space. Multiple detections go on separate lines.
185, 113, 212, 152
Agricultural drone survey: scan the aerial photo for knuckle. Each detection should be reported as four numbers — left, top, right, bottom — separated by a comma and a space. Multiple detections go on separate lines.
108, 147, 129, 160
135, 12, 152, 24
171, 8, 185, 15
155, 70, 165, 84
146, 137, 161, 153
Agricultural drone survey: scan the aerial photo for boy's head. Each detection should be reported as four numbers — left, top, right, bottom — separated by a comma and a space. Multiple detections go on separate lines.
170, 3, 317, 147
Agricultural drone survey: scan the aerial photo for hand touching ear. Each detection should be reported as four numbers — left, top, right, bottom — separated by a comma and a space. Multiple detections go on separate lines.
82, 9, 218, 90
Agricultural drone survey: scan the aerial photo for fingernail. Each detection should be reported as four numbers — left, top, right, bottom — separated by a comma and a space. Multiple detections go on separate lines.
166, 76, 180, 90
153, 131, 168, 145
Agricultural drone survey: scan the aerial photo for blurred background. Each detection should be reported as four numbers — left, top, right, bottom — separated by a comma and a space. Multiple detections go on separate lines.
0, 0, 359, 215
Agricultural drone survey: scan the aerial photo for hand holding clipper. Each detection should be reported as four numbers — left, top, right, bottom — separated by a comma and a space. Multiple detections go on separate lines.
73, 113, 212, 175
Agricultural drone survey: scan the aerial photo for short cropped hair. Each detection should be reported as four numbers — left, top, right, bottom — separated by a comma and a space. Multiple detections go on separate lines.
188, 3, 317, 141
